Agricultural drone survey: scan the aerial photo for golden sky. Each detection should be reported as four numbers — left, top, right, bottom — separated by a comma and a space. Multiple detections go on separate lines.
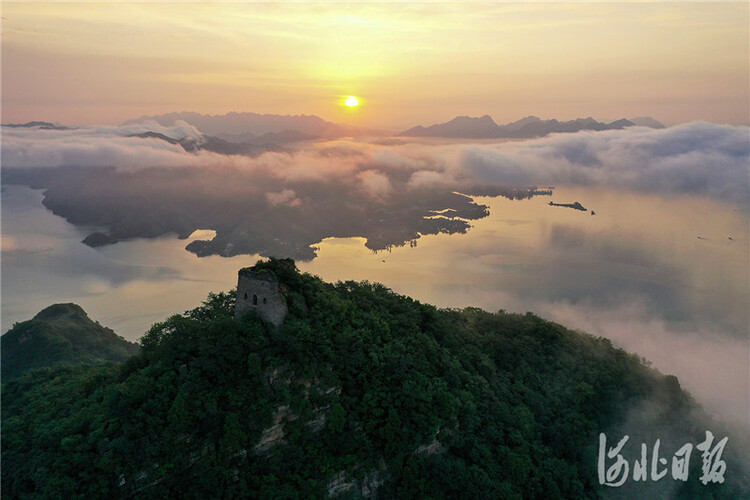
2, 2, 748, 128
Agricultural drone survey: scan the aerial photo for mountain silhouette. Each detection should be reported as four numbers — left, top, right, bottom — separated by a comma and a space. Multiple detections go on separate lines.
399, 115, 640, 138
124, 111, 377, 139
2, 121, 70, 130
629, 116, 665, 128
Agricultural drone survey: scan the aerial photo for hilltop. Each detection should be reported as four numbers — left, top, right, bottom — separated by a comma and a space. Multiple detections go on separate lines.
1, 303, 140, 381
2, 260, 745, 498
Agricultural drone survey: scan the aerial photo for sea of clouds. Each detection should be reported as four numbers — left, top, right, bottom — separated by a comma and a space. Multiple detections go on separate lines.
3, 121, 749, 207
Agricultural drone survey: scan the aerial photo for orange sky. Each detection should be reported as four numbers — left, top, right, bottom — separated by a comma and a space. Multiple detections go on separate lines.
2, 2, 748, 129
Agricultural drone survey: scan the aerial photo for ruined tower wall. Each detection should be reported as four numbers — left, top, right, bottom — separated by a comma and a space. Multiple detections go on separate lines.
234, 269, 288, 326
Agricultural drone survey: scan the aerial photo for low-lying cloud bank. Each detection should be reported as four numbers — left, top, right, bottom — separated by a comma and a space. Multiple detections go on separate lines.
460, 122, 750, 205
1, 121, 206, 170
3, 121, 748, 206
541, 300, 749, 430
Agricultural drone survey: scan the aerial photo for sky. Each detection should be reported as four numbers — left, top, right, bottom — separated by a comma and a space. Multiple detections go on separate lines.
2, 2, 748, 129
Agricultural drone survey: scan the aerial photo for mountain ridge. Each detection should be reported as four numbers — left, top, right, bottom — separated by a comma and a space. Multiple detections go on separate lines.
123, 111, 664, 142
123, 111, 379, 139
398, 115, 659, 138
2, 121, 71, 130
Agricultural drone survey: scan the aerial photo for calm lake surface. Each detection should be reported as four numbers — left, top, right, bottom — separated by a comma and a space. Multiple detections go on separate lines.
2, 184, 748, 426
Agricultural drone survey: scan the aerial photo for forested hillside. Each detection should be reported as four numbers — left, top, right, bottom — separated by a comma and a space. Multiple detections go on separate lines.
1, 303, 140, 381
2, 260, 745, 498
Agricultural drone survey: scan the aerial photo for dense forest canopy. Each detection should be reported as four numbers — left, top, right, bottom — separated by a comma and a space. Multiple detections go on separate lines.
2, 259, 746, 498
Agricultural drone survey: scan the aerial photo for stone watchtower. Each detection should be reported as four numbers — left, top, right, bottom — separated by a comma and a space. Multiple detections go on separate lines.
234, 267, 288, 326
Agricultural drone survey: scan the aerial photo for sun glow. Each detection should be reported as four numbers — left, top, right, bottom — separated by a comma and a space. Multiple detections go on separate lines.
344, 96, 360, 107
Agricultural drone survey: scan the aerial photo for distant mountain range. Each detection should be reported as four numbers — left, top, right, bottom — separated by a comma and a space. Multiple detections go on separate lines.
127, 112, 665, 143
399, 115, 664, 139
215, 129, 321, 145
1, 303, 139, 381
123, 111, 381, 140
4, 114, 667, 147
628, 116, 666, 129
2, 121, 70, 130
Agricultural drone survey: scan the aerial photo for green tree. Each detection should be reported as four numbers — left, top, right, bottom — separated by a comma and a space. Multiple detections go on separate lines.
327, 403, 347, 434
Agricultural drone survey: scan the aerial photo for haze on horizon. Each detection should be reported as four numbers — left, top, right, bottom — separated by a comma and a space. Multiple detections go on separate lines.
2, 2, 748, 129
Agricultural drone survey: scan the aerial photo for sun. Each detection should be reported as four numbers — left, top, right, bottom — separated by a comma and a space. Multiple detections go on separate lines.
344, 96, 360, 107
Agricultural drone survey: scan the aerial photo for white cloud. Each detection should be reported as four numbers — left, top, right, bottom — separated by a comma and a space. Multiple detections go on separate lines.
266, 188, 302, 207
3, 121, 747, 205
1, 121, 222, 170
459, 122, 750, 205
408, 170, 450, 189
540, 299, 749, 430
357, 169, 393, 200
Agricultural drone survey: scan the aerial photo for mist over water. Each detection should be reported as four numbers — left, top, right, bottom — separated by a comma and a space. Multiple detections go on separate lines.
2, 182, 747, 429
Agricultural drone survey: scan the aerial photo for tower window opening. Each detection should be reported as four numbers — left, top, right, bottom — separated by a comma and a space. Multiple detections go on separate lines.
244, 293, 248, 300
252, 294, 258, 305
263, 297, 267, 304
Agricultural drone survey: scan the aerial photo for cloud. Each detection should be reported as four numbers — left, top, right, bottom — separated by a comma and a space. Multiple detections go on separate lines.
1, 121, 219, 170
357, 169, 392, 200
408, 170, 451, 189
266, 188, 302, 207
3, 121, 747, 206
540, 300, 749, 430
118, 120, 204, 141
1, 124, 491, 261
458, 122, 750, 205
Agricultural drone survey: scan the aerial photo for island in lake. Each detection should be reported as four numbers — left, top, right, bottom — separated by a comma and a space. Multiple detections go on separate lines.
549, 200, 588, 212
